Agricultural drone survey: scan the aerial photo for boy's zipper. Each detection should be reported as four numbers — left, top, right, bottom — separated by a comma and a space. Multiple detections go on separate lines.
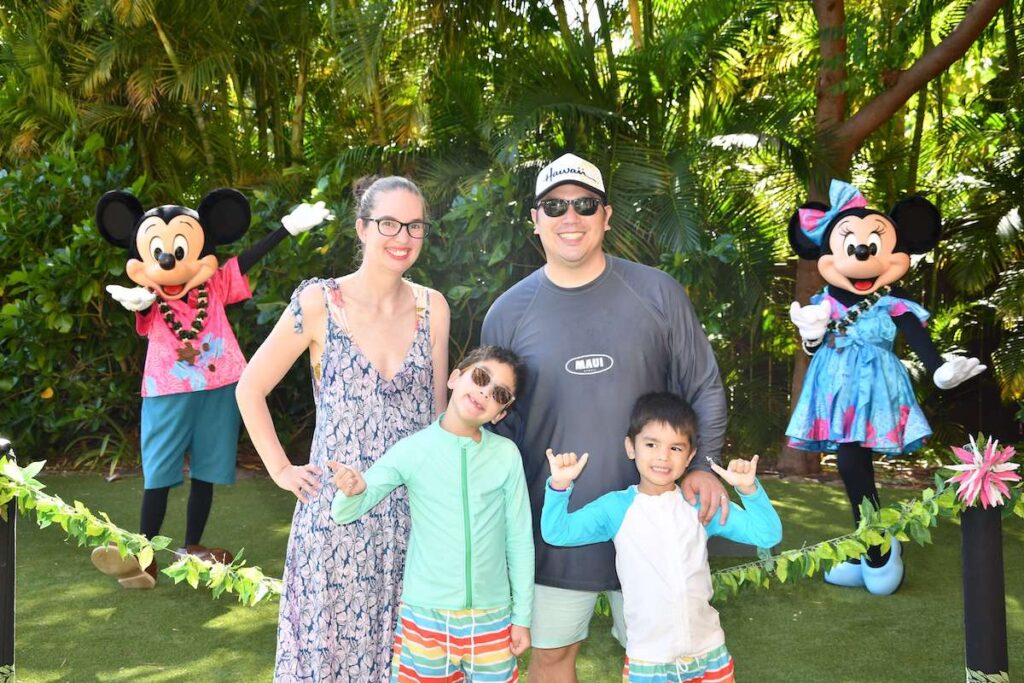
461, 443, 473, 608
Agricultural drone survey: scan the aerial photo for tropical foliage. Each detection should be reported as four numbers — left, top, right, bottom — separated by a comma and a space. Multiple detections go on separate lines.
1, 0, 1021, 465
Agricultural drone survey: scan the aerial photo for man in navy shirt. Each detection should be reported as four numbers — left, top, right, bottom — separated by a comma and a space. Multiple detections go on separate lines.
482, 153, 729, 682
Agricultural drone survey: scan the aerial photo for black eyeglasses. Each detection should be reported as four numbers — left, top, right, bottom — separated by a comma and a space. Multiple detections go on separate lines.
537, 197, 604, 218
470, 365, 515, 407
361, 217, 432, 239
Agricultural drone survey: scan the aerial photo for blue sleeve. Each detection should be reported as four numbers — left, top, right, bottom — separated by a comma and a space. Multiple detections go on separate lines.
331, 442, 412, 524
703, 480, 782, 548
541, 480, 630, 546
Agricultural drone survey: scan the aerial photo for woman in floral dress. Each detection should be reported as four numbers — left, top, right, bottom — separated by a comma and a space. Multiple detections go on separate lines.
236, 177, 450, 681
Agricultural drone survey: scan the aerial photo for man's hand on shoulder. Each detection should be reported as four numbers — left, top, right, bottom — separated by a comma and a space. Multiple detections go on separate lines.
681, 468, 729, 525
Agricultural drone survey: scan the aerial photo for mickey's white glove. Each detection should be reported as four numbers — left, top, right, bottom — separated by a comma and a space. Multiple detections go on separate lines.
789, 299, 832, 344
282, 201, 334, 236
106, 285, 156, 312
934, 355, 986, 390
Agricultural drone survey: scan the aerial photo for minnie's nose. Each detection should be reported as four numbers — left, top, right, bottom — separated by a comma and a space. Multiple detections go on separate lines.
854, 245, 871, 261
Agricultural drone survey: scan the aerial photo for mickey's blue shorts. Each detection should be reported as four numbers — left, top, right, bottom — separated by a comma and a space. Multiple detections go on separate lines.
140, 383, 240, 489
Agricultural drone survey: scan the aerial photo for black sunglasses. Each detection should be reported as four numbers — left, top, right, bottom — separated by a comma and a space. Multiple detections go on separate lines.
537, 197, 604, 218
470, 365, 515, 407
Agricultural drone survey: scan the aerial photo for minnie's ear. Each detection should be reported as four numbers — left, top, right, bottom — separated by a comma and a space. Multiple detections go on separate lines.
890, 195, 941, 254
95, 191, 144, 248
197, 188, 251, 245
788, 202, 825, 260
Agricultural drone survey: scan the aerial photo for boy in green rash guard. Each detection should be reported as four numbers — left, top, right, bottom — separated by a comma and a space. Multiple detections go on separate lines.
329, 345, 534, 682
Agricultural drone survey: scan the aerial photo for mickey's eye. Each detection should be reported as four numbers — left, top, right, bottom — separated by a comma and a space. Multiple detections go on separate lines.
173, 235, 189, 261
149, 236, 166, 260
843, 233, 859, 256
867, 233, 882, 255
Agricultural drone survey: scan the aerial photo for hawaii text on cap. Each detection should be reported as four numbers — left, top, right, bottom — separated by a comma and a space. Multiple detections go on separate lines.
535, 153, 607, 202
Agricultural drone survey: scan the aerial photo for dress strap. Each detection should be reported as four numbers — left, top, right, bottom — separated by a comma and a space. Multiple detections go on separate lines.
321, 279, 351, 337
406, 281, 430, 328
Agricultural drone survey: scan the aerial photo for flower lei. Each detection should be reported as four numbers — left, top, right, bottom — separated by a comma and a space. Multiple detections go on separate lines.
158, 283, 209, 343
826, 285, 891, 335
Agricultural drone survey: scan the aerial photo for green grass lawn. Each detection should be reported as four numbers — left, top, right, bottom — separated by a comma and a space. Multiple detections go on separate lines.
11, 474, 1024, 682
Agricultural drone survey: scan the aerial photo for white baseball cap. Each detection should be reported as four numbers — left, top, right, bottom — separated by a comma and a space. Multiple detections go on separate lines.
534, 153, 607, 202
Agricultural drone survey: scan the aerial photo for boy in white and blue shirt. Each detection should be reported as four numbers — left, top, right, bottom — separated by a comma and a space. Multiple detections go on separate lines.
541, 392, 782, 682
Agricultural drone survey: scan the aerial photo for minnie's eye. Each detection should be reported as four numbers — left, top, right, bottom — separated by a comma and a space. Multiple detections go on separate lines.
149, 237, 166, 260
173, 235, 189, 261
867, 233, 882, 255
843, 233, 859, 256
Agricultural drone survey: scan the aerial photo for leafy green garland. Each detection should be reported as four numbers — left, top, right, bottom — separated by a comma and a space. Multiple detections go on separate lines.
0, 456, 281, 606
711, 473, 1024, 602
3, 455, 1022, 607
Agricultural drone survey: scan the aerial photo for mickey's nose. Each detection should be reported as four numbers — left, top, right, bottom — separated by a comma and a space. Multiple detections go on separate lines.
158, 252, 176, 270
854, 245, 871, 261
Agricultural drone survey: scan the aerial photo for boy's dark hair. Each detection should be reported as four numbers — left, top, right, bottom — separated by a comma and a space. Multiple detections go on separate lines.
457, 345, 527, 401
627, 392, 697, 445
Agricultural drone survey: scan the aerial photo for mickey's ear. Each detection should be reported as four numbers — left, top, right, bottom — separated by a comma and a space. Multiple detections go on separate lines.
95, 191, 144, 247
788, 202, 825, 260
890, 195, 941, 254
197, 188, 251, 245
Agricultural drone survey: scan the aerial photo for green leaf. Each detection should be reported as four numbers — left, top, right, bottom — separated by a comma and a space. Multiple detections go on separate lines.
1, 461, 25, 484
21, 460, 46, 480
150, 535, 173, 550
864, 530, 886, 547
137, 545, 153, 570
775, 557, 789, 583
838, 539, 867, 558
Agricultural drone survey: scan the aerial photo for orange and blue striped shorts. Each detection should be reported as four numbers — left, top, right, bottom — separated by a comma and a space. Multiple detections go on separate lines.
623, 644, 735, 683
391, 603, 519, 682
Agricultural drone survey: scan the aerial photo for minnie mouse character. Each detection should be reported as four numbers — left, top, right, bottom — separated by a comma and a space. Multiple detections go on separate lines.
786, 179, 985, 595
90, 188, 331, 589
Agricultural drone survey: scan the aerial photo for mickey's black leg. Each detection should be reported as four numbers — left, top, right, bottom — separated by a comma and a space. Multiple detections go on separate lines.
139, 486, 170, 539
184, 479, 214, 547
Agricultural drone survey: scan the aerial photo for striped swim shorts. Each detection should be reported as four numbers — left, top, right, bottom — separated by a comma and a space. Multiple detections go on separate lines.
623, 644, 735, 683
391, 603, 519, 682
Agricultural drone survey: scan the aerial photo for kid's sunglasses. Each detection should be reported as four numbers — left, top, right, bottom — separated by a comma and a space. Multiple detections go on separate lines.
470, 365, 515, 407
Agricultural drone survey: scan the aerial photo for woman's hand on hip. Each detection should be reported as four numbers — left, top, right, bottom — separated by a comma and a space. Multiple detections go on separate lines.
271, 463, 323, 503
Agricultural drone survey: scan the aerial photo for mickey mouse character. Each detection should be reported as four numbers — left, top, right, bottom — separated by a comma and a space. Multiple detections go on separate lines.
90, 188, 331, 589
786, 179, 985, 595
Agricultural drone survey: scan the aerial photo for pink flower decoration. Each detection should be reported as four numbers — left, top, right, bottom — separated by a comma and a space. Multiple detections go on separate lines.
807, 418, 831, 441
884, 405, 911, 448
864, 420, 878, 448
946, 435, 1021, 508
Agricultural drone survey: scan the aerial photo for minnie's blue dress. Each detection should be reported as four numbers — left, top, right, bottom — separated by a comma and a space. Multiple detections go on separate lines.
786, 289, 932, 456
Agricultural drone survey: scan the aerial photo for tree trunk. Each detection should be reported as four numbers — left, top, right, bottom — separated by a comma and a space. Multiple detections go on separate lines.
551, 0, 572, 43
290, 47, 309, 164
1004, 1, 1021, 111
778, 0, 848, 475
594, 0, 620, 101
271, 75, 286, 163
778, 0, 1007, 474
628, 0, 643, 49
907, 18, 931, 194
255, 77, 269, 161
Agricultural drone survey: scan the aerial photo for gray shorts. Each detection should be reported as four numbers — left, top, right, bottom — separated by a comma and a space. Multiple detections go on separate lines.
530, 583, 627, 650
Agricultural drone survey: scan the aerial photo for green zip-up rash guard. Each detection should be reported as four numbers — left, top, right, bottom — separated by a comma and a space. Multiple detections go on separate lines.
331, 417, 535, 627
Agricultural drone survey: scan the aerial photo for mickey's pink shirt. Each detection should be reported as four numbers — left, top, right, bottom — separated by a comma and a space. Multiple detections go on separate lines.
135, 257, 252, 397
